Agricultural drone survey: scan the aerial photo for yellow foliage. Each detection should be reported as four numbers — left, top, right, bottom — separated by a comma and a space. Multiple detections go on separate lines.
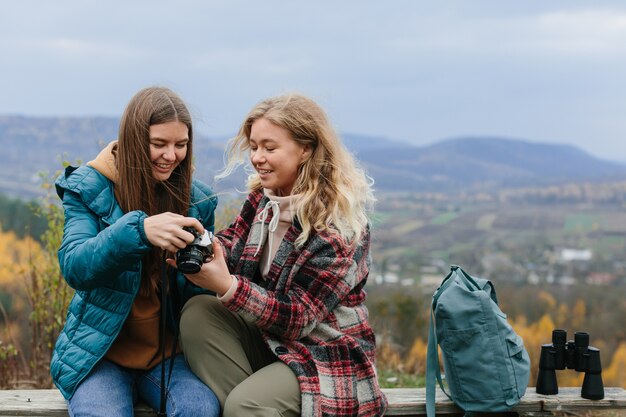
515, 315, 527, 327
557, 369, 585, 387
377, 340, 403, 372
404, 338, 427, 374
536, 314, 556, 338
571, 299, 586, 329
604, 343, 626, 387
511, 314, 555, 385
0, 230, 45, 285
537, 290, 556, 310
555, 303, 569, 329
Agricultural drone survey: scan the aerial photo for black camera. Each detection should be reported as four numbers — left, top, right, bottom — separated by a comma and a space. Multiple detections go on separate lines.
536, 329, 604, 400
176, 227, 214, 274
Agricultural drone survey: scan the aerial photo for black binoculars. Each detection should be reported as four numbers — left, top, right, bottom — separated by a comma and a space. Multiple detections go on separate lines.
536, 329, 604, 400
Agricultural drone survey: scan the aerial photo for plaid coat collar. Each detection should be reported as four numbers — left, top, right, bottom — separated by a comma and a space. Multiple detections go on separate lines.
232, 192, 303, 291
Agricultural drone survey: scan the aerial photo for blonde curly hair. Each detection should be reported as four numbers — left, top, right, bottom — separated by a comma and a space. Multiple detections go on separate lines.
219, 93, 375, 247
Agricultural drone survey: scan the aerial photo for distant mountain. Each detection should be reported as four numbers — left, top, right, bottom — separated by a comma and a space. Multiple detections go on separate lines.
1, 115, 625, 199
356, 136, 626, 192
341, 133, 410, 151
0, 115, 228, 198
207, 132, 406, 151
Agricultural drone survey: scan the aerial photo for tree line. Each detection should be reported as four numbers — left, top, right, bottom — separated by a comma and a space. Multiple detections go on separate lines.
0, 194, 48, 241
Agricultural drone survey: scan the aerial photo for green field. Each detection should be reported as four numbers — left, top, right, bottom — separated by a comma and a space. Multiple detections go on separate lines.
371, 196, 626, 284
430, 212, 458, 225
564, 213, 606, 232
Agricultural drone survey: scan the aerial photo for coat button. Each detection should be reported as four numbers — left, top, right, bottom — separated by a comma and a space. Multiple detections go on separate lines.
275, 346, 288, 355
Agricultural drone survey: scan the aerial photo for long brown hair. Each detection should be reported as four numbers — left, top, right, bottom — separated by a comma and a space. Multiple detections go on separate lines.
116, 86, 194, 293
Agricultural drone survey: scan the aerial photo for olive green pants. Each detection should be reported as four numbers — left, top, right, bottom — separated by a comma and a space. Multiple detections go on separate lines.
180, 295, 301, 417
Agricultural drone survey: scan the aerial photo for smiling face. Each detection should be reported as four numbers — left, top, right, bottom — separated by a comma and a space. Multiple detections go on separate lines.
249, 117, 310, 196
149, 121, 189, 181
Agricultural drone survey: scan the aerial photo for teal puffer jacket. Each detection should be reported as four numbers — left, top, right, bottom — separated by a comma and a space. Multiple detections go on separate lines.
50, 165, 217, 399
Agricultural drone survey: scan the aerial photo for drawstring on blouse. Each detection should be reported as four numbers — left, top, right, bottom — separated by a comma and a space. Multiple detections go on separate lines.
254, 200, 281, 271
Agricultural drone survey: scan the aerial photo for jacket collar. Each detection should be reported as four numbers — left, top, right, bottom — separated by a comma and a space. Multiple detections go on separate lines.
56, 143, 216, 228
86, 140, 118, 183
245, 193, 302, 288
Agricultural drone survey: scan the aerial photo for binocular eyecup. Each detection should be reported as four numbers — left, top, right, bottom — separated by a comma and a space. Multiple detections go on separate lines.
536, 329, 604, 400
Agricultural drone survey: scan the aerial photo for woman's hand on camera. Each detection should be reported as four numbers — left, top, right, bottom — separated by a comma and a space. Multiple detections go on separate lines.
143, 212, 204, 253
167, 237, 233, 296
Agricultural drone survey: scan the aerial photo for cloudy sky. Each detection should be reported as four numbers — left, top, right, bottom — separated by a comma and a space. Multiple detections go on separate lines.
2, 1, 626, 161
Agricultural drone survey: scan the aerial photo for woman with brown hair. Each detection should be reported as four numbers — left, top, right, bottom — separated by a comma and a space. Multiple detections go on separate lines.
51, 86, 220, 417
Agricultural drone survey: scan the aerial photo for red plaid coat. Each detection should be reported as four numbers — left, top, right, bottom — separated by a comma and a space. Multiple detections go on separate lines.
218, 189, 387, 417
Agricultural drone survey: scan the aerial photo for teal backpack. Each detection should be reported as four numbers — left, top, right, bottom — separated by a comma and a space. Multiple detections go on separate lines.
426, 265, 530, 416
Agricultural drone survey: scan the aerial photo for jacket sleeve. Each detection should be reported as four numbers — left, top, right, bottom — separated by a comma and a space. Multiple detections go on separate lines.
223, 230, 370, 341
58, 189, 152, 291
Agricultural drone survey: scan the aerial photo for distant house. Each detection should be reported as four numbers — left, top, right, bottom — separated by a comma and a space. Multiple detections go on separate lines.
559, 248, 592, 262
374, 271, 400, 285
526, 271, 541, 285
586, 272, 617, 285
481, 252, 514, 271
558, 275, 577, 286
419, 274, 444, 289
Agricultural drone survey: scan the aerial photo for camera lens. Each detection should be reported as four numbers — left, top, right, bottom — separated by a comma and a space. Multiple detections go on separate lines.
176, 247, 204, 273
176, 227, 213, 273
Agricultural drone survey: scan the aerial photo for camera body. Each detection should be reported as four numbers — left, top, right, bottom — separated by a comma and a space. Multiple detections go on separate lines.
536, 329, 604, 400
176, 227, 214, 274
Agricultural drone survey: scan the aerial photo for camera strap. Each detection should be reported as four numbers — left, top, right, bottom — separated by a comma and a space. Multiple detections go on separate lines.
157, 255, 179, 417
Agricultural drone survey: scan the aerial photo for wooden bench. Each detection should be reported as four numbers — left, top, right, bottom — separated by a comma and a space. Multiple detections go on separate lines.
0, 387, 624, 416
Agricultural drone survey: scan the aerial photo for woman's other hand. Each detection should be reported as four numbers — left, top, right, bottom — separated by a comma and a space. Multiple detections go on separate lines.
167, 237, 233, 296
144, 212, 204, 253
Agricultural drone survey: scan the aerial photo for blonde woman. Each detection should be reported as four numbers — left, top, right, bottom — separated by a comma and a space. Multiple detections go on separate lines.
175, 93, 387, 416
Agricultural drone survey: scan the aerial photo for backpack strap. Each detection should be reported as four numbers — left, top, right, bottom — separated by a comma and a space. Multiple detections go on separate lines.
426, 268, 456, 417
426, 305, 450, 417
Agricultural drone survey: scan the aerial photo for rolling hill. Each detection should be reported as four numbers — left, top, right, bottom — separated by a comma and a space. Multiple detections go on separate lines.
355, 136, 626, 192
2, 116, 625, 199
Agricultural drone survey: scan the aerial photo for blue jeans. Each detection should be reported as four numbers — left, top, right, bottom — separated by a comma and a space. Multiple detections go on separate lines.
68, 354, 220, 417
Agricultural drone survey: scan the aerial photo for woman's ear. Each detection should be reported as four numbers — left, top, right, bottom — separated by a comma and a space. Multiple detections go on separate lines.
301, 144, 312, 163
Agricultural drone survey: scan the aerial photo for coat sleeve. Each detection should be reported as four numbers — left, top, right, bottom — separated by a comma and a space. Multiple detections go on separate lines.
58, 189, 152, 291
223, 229, 370, 341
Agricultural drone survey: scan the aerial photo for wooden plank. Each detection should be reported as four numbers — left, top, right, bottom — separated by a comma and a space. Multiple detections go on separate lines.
382, 387, 538, 416
0, 387, 625, 416
0, 389, 156, 417
382, 387, 626, 416
0, 389, 68, 417
382, 387, 462, 416
539, 387, 626, 413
